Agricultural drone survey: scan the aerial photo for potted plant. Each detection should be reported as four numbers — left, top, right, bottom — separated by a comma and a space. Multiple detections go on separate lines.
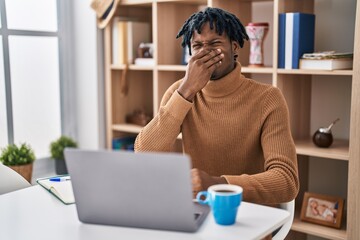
0, 143, 36, 183
50, 136, 78, 174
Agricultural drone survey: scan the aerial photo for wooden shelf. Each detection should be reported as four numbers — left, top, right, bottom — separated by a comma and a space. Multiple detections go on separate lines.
120, 0, 153, 6
120, 0, 274, 5
112, 123, 182, 139
157, 65, 187, 71
277, 69, 353, 76
242, 66, 273, 74
295, 139, 349, 161
104, 1, 360, 239
112, 123, 143, 133
111, 64, 154, 71
157, 0, 273, 2
156, 0, 207, 4
156, 65, 274, 73
292, 216, 347, 240
110, 126, 350, 162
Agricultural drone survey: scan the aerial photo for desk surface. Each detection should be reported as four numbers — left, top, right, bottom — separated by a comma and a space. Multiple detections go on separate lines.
0, 186, 290, 240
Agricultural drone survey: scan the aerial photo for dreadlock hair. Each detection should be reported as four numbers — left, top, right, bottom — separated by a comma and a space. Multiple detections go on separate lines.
176, 7, 249, 56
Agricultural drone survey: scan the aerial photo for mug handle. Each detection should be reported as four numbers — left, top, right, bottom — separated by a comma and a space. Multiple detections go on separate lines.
196, 191, 208, 205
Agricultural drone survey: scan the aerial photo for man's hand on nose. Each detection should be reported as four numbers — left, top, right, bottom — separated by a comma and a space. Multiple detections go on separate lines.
177, 49, 224, 101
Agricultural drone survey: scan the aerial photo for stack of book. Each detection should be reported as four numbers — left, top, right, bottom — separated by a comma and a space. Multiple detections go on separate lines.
112, 17, 151, 65
299, 51, 353, 70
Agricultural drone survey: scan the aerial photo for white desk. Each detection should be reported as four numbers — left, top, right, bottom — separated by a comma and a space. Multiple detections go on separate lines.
0, 186, 289, 240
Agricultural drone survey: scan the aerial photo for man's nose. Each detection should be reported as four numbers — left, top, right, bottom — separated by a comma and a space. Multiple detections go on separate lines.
202, 44, 214, 51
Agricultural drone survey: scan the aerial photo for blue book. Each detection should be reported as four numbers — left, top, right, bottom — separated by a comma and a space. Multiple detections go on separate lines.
279, 13, 315, 69
112, 136, 136, 150
278, 14, 286, 68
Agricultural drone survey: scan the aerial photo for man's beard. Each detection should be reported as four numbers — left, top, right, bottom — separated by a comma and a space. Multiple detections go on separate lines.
210, 69, 221, 80
210, 74, 221, 81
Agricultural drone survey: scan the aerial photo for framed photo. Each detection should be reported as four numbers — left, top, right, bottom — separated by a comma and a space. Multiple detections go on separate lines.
300, 192, 344, 228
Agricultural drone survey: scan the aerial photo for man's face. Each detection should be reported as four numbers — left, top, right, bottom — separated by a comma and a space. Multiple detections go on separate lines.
190, 22, 239, 80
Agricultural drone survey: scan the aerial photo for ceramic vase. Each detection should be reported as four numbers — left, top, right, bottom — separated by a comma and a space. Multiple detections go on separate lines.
245, 22, 269, 67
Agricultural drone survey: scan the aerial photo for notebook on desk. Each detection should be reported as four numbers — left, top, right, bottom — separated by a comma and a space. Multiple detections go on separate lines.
64, 149, 210, 232
37, 175, 75, 204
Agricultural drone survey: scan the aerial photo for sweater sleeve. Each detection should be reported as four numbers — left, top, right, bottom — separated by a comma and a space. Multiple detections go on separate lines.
223, 88, 299, 204
135, 84, 193, 152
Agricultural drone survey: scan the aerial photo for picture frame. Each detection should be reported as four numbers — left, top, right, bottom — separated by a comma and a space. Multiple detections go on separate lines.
300, 192, 344, 229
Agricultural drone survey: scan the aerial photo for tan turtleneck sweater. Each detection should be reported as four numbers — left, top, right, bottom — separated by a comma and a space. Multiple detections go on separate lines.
135, 62, 299, 204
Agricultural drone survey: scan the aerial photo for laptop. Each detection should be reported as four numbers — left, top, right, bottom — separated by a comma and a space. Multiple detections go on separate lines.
64, 149, 210, 232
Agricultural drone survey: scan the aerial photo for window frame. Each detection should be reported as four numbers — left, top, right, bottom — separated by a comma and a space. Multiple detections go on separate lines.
0, 0, 75, 148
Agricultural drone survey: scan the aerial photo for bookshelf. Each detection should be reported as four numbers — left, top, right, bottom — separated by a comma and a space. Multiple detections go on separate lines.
102, 0, 360, 239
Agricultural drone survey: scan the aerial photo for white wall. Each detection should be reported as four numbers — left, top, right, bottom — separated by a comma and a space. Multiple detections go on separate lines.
32, 0, 105, 181
71, 0, 104, 149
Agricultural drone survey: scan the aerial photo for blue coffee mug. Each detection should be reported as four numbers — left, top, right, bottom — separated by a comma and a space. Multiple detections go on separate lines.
196, 184, 243, 225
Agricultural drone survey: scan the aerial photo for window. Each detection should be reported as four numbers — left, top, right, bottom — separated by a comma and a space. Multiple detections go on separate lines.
0, 0, 65, 158
0, 38, 8, 147
5, 0, 57, 32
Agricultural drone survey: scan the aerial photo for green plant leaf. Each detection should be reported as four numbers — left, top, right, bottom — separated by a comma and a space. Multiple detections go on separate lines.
49, 136, 78, 160
0, 143, 35, 166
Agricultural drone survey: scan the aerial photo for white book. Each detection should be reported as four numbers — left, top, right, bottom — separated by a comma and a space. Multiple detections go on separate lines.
112, 17, 120, 65
299, 58, 353, 70
134, 58, 154, 66
112, 20, 128, 65
284, 13, 294, 69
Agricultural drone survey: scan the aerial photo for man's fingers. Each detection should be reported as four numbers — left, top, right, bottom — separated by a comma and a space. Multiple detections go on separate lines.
191, 49, 223, 66
189, 50, 223, 78
203, 49, 222, 62
191, 168, 202, 192
203, 50, 224, 69
190, 49, 211, 61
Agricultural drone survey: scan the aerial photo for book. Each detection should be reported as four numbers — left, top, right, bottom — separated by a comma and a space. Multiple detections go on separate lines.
301, 51, 353, 60
112, 136, 136, 150
112, 18, 128, 65
299, 58, 353, 70
112, 17, 119, 65
278, 12, 315, 69
112, 18, 151, 65
37, 175, 75, 205
278, 13, 286, 68
134, 58, 154, 66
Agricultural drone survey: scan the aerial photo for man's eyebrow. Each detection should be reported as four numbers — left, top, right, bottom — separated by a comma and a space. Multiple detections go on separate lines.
191, 38, 224, 44
209, 38, 224, 42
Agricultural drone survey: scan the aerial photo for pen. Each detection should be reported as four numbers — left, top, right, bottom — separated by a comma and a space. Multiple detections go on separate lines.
49, 177, 70, 182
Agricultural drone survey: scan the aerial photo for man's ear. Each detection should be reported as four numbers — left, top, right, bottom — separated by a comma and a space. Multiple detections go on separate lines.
232, 40, 240, 52
232, 41, 240, 61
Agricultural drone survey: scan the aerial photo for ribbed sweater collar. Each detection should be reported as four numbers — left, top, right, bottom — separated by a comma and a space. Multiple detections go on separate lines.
202, 62, 245, 98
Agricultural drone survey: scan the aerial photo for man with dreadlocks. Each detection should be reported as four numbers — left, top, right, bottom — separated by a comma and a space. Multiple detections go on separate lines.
135, 7, 299, 205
